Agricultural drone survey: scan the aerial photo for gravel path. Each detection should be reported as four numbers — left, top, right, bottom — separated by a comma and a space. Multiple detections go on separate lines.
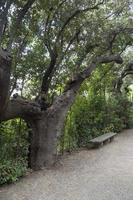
0, 129, 133, 200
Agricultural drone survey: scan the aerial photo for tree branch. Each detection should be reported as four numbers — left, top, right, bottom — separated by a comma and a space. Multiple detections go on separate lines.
115, 62, 133, 92
0, 47, 12, 116
1, 98, 42, 122
7, 0, 36, 50
64, 54, 123, 92
55, 1, 104, 43
50, 54, 122, 115
0, 0, 12, 44
41, 50, 57, 95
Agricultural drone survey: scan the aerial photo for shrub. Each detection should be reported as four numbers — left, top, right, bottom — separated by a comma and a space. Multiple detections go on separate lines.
0, 159, 27, 185
59, 92, 132, 152
0, 119, 29, 185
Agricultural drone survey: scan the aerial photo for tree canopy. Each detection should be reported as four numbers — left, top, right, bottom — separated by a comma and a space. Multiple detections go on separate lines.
0, 0, 133, 104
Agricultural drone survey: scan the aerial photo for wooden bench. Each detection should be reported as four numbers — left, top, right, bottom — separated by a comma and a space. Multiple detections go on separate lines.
87, 132, 117, 149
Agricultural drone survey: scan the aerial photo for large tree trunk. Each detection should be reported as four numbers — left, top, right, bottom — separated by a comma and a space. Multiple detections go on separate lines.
29, 118, 58, 170
28, 90, 75, 170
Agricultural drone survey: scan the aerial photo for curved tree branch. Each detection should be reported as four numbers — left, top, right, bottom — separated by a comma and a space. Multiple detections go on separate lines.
115, 62, 133, 93
64, 54, 123, 92
1, 98, 42, 122
56, 0, 104, 43
0, 0, 12, 43
0, 47, 12, 116
7, 0, 36, 50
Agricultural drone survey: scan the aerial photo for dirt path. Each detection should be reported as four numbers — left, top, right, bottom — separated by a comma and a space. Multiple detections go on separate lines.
0, 129, 133, 200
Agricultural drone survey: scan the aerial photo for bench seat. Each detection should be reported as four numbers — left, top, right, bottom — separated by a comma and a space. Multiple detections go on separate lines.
88, 132, 117, 148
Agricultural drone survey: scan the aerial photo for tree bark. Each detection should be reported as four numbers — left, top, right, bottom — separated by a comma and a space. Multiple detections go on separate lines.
29, 118, 60, 170
28, 90, 76, 170
0, 48, 11, 117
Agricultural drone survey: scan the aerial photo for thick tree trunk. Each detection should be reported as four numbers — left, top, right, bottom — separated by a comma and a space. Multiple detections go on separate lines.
28, 116, 64, 170
28, 90, 76, 170
29, 119, 58, 170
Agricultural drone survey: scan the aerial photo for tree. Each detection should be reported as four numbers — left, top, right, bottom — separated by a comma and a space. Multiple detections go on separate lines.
0, 0, 133, 169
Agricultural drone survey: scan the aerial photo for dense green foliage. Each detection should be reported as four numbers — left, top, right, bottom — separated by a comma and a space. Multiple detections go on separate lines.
59, 67, 133, 152
60, 95, 132, 151
0, 120, 28, 185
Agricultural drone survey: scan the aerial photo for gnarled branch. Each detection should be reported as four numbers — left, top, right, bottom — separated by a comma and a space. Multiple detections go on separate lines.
64, 54, 123, 92
0, 47, 12, 116
1, 98, 42, 122
115, 62, 133, 93
8, 0, 36, 50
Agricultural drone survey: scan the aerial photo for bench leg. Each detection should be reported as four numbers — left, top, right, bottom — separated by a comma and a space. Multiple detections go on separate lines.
96, 142, 103, 148
110, 137, 114, 142
87, 143, 94, 149
101, 142, 104, 147
93, 143, 101, 149
104, 139, 109, 144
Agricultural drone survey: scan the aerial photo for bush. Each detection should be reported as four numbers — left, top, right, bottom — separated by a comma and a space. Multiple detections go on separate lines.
0, 159, 27, 185
0, 119, 29, 185
59, 90, 132, 152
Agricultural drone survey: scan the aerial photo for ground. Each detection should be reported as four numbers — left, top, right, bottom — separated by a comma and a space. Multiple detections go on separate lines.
0, 129, 133, 200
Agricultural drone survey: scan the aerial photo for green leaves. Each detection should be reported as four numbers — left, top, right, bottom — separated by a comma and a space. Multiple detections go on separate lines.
0, 159, 27, 185
59, 63, 133, 152
1, 0, 132, 100
0, 119, 28, 185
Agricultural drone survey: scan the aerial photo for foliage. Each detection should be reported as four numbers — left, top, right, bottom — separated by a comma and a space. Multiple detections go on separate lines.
59, 66, 133, 152
0, 120, 28, 185
1, 0, 132, 98
0, 159, 27, 185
